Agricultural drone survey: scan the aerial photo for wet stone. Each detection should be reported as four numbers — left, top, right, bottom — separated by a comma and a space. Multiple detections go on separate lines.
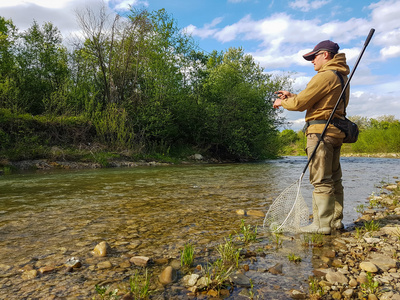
159, 266, 176, 285
268, 263, 283, 275
130, 256, 150, 267
21, 269, 37, 280
229, 272, 251, 287
92, 241, 109, 257
360, 261, 379, 273
97, 261, 112, 269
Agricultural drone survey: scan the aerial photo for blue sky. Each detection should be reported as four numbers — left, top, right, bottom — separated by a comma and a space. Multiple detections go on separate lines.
1, 0, 399, 130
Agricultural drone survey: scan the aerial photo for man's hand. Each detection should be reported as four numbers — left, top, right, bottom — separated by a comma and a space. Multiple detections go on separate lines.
273, 98, 282, 109
273, 90, 292, 109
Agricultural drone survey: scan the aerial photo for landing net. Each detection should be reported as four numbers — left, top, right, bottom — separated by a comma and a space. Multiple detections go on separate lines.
263, 177, 310, 233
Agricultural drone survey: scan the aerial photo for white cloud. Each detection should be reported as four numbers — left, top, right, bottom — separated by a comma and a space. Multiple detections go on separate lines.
0, 0, 72, 9
184, 17, 223, 39
380, 45, 400, 59
109, 0, 149, 11
289, 0, 331, 12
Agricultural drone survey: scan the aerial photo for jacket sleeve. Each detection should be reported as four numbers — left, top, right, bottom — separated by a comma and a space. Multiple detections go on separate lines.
281, 72, 333, 112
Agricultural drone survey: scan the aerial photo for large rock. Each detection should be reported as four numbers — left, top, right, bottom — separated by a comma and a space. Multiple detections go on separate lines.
159, 266, 177, 285
21, 269, 37, 280
229, 272, 251, 287
368, 254, 397, 272
268, 263, 283, 275
92, 241, 109, 257
130, 256, 150, 267
247, 210, 265, 217
326, 271, 348, 284
182, 274, 199, 287
360, 261, 378, 273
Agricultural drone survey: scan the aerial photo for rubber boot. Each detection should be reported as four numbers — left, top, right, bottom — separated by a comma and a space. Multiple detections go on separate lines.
300, 193, 335, 235
331, 192, 344, 230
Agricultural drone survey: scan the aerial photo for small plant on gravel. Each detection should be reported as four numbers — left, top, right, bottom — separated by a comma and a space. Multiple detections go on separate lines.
355, 204, 366, 215
354, 226, 364, 240
270, 230, 283, 248
287, 253, 302, 263
129, 269, 150, 300
94, 285, 119, 300
180, 243, 195, 267
248, 278, 260, 300
368, 193, 382, 208
205, 258, 234, 293
237, 219, 258, 244
360, 272, 380, 297
302, 233, 324, 247
363, 220, 381, 232
217, 235, 241, 267
308, 276, 324, 299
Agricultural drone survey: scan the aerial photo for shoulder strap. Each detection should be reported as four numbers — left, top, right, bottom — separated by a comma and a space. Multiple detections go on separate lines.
332, 70, 347, 116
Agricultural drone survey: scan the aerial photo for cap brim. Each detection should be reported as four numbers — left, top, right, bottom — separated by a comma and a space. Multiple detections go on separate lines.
303, 51, 317, 61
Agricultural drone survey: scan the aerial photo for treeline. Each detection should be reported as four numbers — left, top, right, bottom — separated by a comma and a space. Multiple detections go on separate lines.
0, 7, 290, 163
279, 115, 400, 156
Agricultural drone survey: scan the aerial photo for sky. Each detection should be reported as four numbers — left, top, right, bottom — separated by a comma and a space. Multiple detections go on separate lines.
1, 0, 400, 130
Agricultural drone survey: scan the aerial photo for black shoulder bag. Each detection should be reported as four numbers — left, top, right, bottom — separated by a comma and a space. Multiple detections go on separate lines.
330, 71, 359, 143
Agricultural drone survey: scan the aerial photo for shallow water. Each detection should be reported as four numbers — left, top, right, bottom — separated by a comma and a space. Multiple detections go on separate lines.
0, 156, 399, 299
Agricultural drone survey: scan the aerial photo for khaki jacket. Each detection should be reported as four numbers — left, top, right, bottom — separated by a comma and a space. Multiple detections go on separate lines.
281, 53, 350, 138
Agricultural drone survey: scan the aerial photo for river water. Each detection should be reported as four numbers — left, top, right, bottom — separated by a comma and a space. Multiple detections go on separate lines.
0, 156, 399, 299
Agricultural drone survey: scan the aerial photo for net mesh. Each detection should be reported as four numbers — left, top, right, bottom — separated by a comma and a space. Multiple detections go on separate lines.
263, 179, 310, 233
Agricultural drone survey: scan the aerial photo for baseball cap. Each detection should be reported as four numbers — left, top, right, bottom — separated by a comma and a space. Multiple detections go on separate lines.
303, 40, 340, 61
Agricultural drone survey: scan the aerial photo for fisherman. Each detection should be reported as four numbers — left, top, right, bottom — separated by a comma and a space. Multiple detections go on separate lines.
273, 40, 350, 234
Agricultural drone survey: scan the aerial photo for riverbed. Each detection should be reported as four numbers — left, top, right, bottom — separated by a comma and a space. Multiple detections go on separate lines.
0, 156, 399, 299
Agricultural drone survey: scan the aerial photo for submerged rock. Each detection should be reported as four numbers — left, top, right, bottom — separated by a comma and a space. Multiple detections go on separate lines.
159, 266, 177, 285
92, 241, 109, 257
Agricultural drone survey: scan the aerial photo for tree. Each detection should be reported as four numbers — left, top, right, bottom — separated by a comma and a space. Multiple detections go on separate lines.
0, 17, 18, 110
194, 47, 290, 159
14, 21, 69, 114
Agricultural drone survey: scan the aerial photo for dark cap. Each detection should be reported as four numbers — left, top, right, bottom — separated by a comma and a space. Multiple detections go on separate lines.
303, 40, 339, 61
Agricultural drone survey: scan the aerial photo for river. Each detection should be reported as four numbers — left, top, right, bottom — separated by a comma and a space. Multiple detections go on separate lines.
0, 156, 399, 299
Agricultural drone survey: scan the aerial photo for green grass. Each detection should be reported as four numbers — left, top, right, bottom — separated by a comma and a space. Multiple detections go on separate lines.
237, 219, 258, 244
180, 243, 195, 268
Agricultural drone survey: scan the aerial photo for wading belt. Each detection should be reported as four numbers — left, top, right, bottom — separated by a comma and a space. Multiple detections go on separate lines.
302, 119, 328, 132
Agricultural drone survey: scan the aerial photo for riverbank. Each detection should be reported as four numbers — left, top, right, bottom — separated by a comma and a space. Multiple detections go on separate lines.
1, 152, 399, 173
300, 180, 400, 300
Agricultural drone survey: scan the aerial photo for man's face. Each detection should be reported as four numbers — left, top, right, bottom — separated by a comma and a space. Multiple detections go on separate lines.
312, 51, 327, 71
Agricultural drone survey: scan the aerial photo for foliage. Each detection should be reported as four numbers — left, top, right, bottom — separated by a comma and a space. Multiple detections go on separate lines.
278, 129, 305, 156
280, 115, 400, 156
345, 115, 400, 154
0, 7, 290, 162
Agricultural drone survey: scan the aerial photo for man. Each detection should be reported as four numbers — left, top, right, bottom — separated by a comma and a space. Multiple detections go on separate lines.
273, 40, 350, 234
